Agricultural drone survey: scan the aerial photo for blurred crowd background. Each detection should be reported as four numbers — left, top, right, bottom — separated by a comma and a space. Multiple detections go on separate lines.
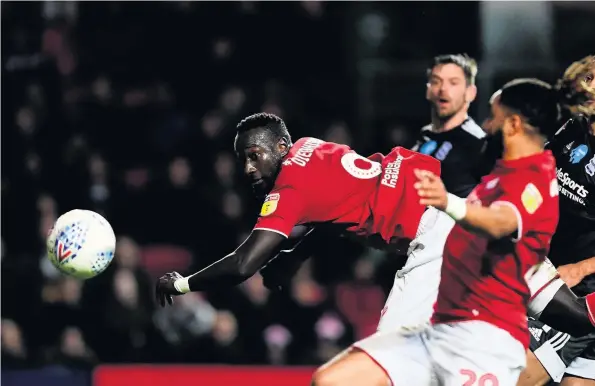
2, 0, 594, 377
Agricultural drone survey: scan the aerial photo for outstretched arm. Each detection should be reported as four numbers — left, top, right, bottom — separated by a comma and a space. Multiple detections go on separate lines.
156, 229, 286, 306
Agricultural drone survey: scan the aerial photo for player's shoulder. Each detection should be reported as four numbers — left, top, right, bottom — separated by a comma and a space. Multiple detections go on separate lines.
290, 137, 346, 154
533, 151, 557, 178
419, 118, 486, 149
459, 117, 487, 140
277, 137, 342, 186
493, 152, 557, 194
293, 137, 323, 148
289, 137, 354, 161
285, 137, 325, 163
498, 151, 556, 176
513, 153, 558, 210
420, 123, 433, 134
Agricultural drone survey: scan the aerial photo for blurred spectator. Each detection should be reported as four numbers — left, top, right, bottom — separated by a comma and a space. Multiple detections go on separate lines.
213, 38, 233, 61
102, 268, 153, 361
1, 319, 28, 369
86, 154, 111, 215
387, 124, 412, 148
324, 121, 352, 146
150, 157, 199, 246
16, 106, 37, 137
79, 237, 156, 362
221, 191, 243, 221
37, 194, 57, 218
91, 76, 112, 105
153, 292, 217, 360
43, 326, 96, 369
214, 152, 237, 189
199, 310, 247, 364
314, 312, 348, 363
261, 100, 285, 118
264, 324, 293, 365
220, 86, 246, 116
335, 258, 385, 340
207, 274, 273, 364
201, 110, 225, 141
37, 277, 84, 352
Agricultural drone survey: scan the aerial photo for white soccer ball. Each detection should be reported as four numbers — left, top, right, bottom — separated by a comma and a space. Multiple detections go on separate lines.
47, 209, 116, 279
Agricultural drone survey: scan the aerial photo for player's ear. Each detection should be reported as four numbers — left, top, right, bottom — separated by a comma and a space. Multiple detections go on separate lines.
465, 84, 477, 103
425, 82, 432, 101
505, 114, 523, 136
277, 138, 289, 154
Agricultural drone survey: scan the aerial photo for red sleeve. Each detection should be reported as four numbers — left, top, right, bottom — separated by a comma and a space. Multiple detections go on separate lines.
586, 293, 595, 326
253, 187, 305, 238
491, 173, 548, 242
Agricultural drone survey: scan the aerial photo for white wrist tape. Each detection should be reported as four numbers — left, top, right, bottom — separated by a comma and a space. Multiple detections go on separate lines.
526, 258, 562, 318
445, 193, 467, 221
173, 277, 190, 294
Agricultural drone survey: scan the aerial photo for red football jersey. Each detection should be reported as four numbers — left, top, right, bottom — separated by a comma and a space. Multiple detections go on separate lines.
253, 137, 441, 249
432, 151, 559, 347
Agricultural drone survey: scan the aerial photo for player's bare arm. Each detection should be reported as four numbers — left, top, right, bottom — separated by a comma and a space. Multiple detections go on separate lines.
155, 229, 285, 307
558, 256, 595, 288
414, 169, 518, 239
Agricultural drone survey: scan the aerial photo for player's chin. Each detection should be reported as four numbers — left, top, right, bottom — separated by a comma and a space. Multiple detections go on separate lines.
252, 183, 269, 199
436, 109, 455, 119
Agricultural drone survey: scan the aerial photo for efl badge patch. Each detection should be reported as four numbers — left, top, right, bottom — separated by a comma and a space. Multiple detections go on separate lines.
521, 183, 543, 214
260, 193, 280, 217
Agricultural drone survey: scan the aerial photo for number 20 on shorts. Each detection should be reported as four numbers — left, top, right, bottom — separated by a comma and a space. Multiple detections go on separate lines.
460, 369, 499, 386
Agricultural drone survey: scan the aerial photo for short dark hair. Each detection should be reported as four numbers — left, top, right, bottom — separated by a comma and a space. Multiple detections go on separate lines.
499, 78, 560, 139
428, 54, 478, 85
236, 112, 291, 143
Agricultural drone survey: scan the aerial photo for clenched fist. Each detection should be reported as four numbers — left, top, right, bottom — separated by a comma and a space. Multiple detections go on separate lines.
414, 169, 448, 210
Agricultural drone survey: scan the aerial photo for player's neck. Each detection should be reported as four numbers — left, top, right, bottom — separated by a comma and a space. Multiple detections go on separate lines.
431, 110, 468, 133
502, 140, 544, 161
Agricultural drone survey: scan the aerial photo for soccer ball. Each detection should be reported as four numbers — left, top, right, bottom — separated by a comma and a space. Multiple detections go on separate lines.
47, 209, 116, 279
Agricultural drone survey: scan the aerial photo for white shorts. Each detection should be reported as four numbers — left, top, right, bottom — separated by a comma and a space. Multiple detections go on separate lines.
377, 208, 452, 332
354, 320, 527, 386
377, 258, 441, 332
566, 356, 595, 379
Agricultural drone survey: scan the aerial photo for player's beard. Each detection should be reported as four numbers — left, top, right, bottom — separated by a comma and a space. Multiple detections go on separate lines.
485, 130, 505, 160
432, 98, 466, 123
